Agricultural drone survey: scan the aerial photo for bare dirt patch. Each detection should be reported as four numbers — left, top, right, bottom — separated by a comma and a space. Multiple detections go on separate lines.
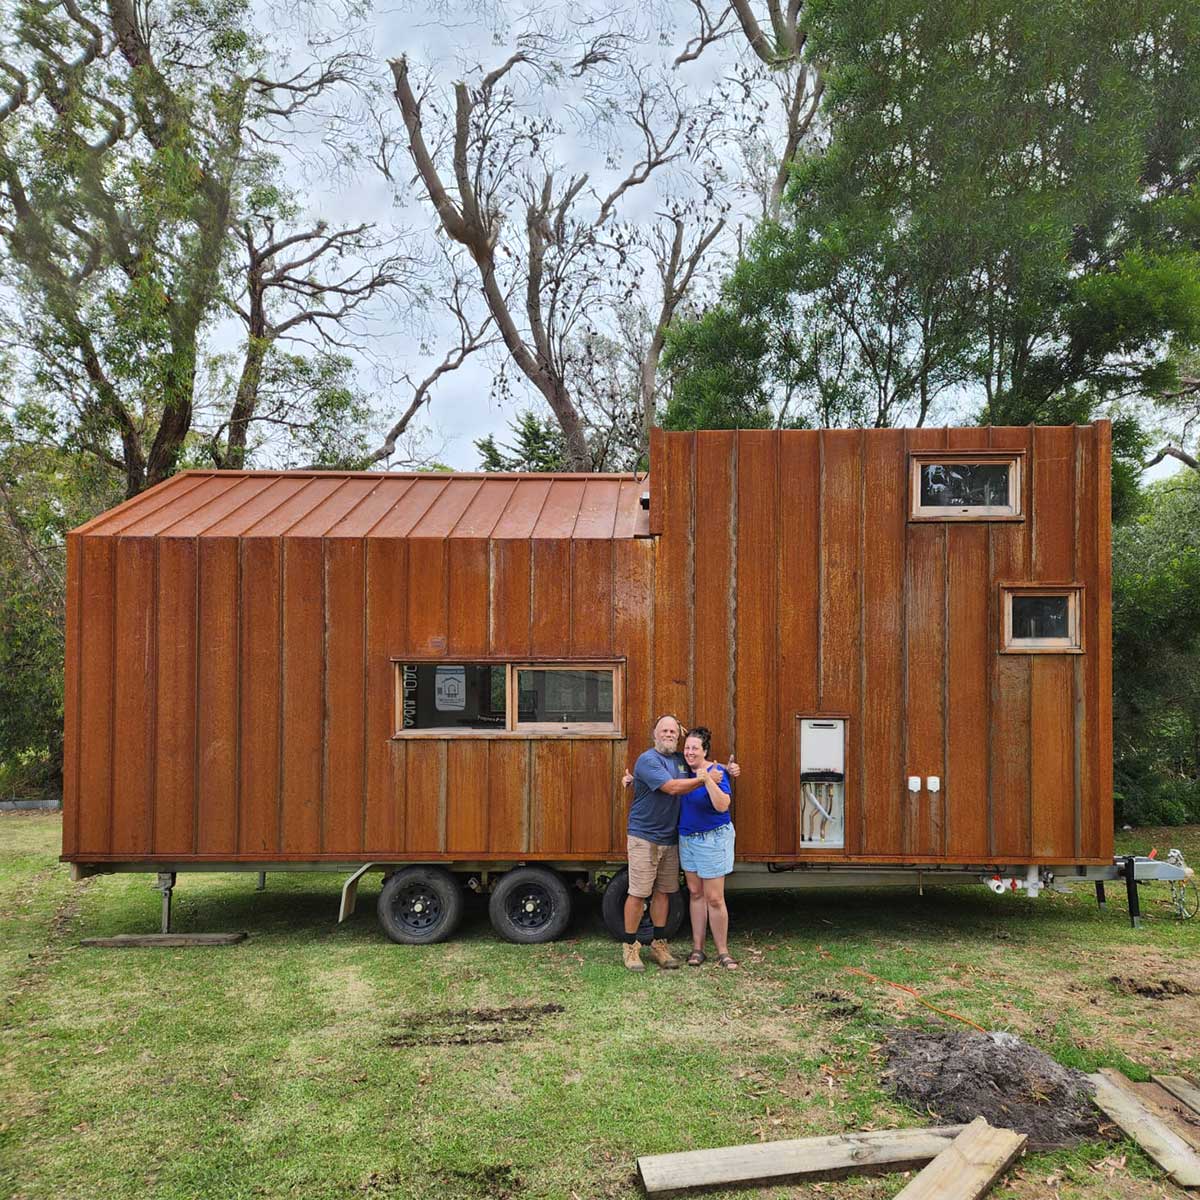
1109, 975, 1195, 1000
383, 1002, 564, 1048
880, 1027, 1103, 1150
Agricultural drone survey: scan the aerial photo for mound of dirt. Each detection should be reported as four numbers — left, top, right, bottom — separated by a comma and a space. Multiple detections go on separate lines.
1109, 975, 1194, 999
880, 1028, 1103, 1149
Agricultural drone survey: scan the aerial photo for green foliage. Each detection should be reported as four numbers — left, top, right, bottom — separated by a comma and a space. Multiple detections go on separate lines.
0, 398, 121, 785
668, 0, 1200, 440
1112, 471, 1200, 825
476, 411, 568, 472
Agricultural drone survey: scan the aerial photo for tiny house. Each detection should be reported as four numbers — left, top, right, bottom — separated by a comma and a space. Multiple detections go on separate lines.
64, 425, 1140, 942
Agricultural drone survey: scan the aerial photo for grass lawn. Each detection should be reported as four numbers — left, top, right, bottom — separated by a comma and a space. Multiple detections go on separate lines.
2, 814, 1198, 1200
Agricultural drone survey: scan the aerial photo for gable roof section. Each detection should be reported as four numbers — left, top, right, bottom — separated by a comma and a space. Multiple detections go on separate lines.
73, 470, 652, 539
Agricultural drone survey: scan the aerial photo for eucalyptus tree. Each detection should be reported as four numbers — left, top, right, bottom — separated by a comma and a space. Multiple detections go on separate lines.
0, 0, 415, 495
389, 29, 730, 468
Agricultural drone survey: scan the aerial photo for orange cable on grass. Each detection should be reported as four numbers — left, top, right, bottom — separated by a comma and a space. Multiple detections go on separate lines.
844, 966, 988, 1034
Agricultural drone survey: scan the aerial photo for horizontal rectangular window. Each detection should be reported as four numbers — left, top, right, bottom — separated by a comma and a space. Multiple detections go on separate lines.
394, 661, 621, 735
1001, 585, 1083, 653
910, 452, 1022, 520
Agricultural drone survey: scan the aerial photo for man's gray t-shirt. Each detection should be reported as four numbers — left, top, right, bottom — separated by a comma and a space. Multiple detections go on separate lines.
629, 749, 690, 845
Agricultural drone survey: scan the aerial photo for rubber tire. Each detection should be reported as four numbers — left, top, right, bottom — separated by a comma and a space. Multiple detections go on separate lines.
377, 866, 464, 945
488, 867, 573, 944
600, 867, 686, 943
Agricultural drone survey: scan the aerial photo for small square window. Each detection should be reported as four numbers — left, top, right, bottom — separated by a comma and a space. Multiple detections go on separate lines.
910, 452, 1022, 520
1001, 586, 1083, 653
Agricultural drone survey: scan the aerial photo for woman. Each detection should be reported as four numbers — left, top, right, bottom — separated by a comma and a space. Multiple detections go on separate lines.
679, 727, 738, 969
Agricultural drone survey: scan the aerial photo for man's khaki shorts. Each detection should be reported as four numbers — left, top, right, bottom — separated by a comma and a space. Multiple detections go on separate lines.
626, 835, 681, 898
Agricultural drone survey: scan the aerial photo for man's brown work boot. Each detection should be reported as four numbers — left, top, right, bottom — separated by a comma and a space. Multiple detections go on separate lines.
622, 941, 645, 971
648, 939, 680, 970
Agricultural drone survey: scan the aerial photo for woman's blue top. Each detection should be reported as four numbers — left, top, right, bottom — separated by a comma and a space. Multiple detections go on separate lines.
678, 765, 732, 836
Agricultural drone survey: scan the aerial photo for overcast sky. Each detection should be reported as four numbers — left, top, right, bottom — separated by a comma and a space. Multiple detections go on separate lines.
268, 0, 1185, 480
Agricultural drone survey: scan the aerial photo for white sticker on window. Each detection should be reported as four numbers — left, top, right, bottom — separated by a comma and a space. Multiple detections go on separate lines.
434, 665, 466, 711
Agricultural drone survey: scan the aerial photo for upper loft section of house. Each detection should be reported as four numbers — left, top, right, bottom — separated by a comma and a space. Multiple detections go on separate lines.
70, 422, 1110, 543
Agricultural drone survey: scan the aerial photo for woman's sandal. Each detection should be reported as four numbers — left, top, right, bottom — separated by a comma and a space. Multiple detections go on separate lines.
716, 953, 740, 970
687, 949, 707, 967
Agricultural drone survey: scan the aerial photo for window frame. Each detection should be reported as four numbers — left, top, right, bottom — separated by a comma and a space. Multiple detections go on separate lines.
909, 450, 1024, 521
391, 658, 624, 738
1000, 583, 1084, 654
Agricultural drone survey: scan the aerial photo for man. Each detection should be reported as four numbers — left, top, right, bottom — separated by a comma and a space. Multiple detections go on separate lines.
622, 715, 739, 971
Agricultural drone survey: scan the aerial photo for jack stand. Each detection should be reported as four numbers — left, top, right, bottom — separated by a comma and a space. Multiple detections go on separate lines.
154, 872, 177, 934
256, 872, 266, 891
1095, 880, 1107, 909
1123, 856, 1141, 929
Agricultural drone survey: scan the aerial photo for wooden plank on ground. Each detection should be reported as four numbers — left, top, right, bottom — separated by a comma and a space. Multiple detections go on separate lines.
1154, 1075, 1200, 1120
637, 1125, 967, 1196
892, 1117, 1026, 1200
81, 933, 247, 948
1131, 1081, 1200, 1153
1089, 1069, 1200, 1186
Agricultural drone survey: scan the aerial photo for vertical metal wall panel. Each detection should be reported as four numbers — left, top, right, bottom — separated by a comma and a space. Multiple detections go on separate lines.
364, 539, 407, 851
1030, 659, 1075, 857
279, 538, 324, 854
733, 431, 779, 854
237, 537, 282, 855
649, 426, 666, 536
76, 537, 115, 854
1074, 427, 1098, 859
531, 740, 571, 851
153, 538, 198, 855
487, 740, 529, 854
653, 433, 694, 724
905, 523, 947, 856
860, 430, 906, 856
988, 426, 1033, 858
1094, 422, 1115, 858
445, 741, 489, 852
692, 432, 736, 770
570, 540, 614, 656
777, 432, 821, 854
62, 534, 82, 856
819, 431, 863, 849
196, 538, 239, 854
447, 539, 489, 658
1030, 426, 1078, 857
531, 540, 571, 656
945, 523, 990, 858
110, 537, 156, 854
569, 740, 611, 853
613, 538, 654, 850
903, 429, 948, 855
404, 740, 445, 852
407, 539, 448, 655
323, 538, 366, 855
488, 540, 532, 658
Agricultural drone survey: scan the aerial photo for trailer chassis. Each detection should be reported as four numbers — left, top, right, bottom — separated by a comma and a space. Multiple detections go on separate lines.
70, 852, 1192, 937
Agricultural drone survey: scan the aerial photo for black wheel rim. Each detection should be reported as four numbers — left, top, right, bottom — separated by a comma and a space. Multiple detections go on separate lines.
505, 883, 558, 931
393, 883, 443, 933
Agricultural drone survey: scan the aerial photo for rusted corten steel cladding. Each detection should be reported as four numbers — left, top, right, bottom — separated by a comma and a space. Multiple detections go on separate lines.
62, 424, 1113, 868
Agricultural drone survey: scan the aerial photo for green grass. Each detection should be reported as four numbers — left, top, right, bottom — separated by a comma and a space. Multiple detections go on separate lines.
2, 815, 1199, 1199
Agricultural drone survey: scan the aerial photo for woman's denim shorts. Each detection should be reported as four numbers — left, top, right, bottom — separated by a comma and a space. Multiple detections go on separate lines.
679, 822, 735, 879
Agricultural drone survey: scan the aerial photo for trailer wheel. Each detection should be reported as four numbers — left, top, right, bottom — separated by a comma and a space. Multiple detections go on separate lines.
600, 867, 685, 943
488, 867, 572, 944
377, 866, 464, 945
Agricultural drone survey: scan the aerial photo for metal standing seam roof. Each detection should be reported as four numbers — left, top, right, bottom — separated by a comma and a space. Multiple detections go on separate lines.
72, 471, 653, 539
